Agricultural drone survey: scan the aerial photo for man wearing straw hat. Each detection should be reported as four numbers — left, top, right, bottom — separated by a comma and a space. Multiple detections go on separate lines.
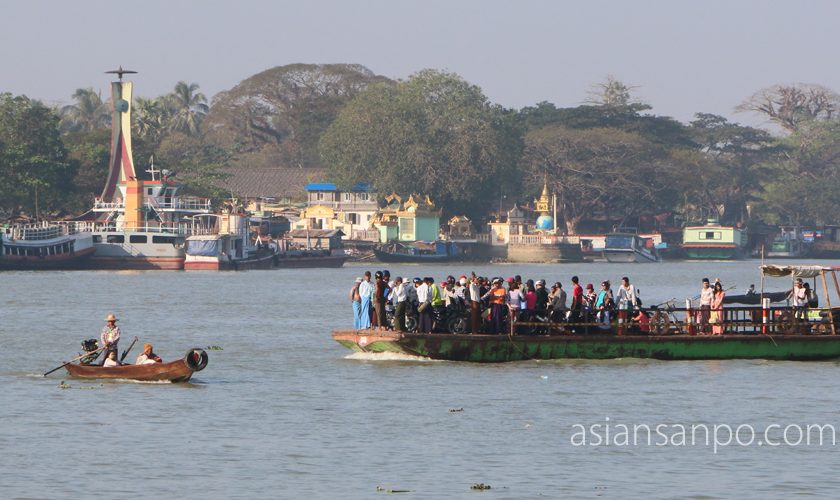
100, 314, 121, 363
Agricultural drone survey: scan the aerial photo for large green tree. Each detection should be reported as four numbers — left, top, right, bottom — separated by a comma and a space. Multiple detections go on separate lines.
686, 113, 784, 224
205, 63, 390, 168
0, 93, 75, 217
520, 126, 675, 234
320, 69, 523, 221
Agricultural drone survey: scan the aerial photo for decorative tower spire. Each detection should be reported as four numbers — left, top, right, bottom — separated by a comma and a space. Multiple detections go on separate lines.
535, 176, 551, 215
100, 67, 138, 202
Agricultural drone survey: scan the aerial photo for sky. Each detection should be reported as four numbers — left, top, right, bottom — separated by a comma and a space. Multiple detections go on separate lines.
2, 0, 839, 129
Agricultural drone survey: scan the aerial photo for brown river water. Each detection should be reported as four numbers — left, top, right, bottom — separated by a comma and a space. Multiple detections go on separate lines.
2, 260, 840, 499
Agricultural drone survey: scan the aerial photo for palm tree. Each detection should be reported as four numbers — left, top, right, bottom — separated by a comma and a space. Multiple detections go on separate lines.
167, 81, 209, 136
60, 88, 110, 132
134, 96, 172, 145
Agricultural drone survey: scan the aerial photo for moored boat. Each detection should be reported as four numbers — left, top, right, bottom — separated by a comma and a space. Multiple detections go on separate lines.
373, 241, 462, 263
274, 250, 348, 268
602, 232, 660, 263
184, 213, 277, 271
65, 348, 208, 382
0, 222, 95, 270
682, 221, 747, 260
765, 228, 812, 258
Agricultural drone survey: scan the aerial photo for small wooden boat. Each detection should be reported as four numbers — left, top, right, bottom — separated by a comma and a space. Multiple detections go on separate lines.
65, 349, 208, 382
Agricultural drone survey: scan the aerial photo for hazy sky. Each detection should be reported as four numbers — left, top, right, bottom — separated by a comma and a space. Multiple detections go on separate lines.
2, 0, 839, 128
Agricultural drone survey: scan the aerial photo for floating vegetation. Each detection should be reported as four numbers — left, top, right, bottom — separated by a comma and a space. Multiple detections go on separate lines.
376, 486, 410, 493
449, 407, 464, 413
471, 483, 492, 491
59, 381, 105, 390
205, 346, 224, 351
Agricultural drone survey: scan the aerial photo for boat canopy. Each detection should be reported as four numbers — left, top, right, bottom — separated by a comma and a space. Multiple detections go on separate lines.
760, 265, 829, 278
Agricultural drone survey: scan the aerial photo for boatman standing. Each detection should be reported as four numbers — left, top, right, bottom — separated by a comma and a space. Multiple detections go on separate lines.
100, 314, 121, 363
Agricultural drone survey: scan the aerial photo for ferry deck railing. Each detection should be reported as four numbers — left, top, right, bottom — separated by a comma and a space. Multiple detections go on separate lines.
481, 305, 839, 336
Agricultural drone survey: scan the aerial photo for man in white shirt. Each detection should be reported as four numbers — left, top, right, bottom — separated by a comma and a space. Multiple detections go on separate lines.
468, 275, 481, 334
790, 278, 808, 322
699, 278, 713, 334
416, 278, 431, 333
389, 277, 409, 331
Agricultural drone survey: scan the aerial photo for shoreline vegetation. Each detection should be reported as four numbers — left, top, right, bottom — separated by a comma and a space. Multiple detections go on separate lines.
2, 64, 840, 233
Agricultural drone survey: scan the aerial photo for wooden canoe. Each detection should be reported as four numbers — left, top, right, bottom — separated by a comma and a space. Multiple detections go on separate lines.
65, 349, 208, 382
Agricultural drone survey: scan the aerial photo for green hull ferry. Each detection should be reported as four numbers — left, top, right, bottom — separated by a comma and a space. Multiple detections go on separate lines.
332, 330, 840, 363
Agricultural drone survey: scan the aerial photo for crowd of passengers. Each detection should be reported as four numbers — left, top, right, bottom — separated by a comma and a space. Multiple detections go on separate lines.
350, 271, 656, 335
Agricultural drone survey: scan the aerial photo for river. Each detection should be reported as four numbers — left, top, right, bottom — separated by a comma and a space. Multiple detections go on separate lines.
2, 260, 839, 499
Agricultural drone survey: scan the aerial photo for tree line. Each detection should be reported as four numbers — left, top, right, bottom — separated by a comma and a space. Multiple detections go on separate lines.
2, 64, 839, 233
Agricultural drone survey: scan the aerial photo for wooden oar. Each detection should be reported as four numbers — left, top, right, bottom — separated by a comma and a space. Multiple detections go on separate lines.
44, 346, 106, 377
120, 336, 139, 363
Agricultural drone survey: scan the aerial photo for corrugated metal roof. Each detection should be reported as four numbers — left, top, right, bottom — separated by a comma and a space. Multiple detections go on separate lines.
222, 167, 324, 198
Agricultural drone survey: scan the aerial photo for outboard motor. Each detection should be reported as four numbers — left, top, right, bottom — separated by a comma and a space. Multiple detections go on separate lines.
80, 339, 100, 365
184, 348, 209, 372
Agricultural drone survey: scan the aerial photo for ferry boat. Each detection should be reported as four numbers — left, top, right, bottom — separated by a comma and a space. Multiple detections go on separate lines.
0, 221, 95, 270
82, 68, 211, 270
184, 213, 277, 271
682, 221, 747, 260
602, 231, 660, 263
333, 265, 840, 362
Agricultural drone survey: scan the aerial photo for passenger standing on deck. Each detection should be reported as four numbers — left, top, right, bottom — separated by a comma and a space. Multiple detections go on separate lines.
468, 274, 481, 334
373, 271, 388, 330
417, 277, 432, 333
407, 277, 420, 307
100, 314, 121, 363
583, 283, 597, 320
617, 277, 637, 317
358, 272, 373, 329
507, 278, 524, 326
595, 281, 614, 328
535, 280, 549, 315
350, 277, 363, 329
789, 278, 808, 323
549, 282, 568, 322
389, 277, 408, 332
569, 276, 584, 325
482, 278, 509, 334
710, 281, 726, 335
699, 278, 713, 334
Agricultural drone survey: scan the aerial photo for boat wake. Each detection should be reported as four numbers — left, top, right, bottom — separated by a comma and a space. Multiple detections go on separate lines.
344, 352, 439, 362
